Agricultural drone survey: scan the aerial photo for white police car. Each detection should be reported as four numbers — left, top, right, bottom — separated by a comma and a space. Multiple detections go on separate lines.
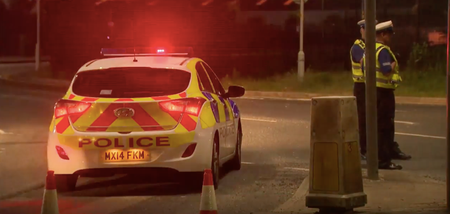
47, 47, 245, 191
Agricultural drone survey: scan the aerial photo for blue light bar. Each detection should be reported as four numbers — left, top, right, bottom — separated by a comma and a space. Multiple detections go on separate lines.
100, 47, 194, 57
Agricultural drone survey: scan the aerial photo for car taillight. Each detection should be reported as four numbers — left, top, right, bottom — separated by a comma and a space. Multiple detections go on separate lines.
159, 98, 206, 117
54, 99, 92, 118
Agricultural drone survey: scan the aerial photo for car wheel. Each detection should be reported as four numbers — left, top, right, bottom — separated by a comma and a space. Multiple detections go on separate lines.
55, 174, 78, 192
230, 123, 242, 170
179, 136, 220, 190
211, 136, 220, 189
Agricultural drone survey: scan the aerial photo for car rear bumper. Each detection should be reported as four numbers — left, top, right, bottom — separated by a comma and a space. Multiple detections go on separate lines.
47, 127, 215, 175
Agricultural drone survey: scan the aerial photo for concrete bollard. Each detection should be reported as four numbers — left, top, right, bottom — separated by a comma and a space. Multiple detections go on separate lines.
305, 96, 367, 213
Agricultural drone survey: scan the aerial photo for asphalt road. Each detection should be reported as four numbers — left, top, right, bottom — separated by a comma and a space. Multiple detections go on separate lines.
0, 83, 446, 214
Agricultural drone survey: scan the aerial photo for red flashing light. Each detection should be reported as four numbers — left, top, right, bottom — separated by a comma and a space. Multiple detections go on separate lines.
159, 98, 206, 117
55, 100, 92, 119
101, 47, 193, 57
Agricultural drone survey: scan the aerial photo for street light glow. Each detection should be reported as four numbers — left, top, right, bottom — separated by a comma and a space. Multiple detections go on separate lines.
147, 0, 159, 6
256, 0, 267, 6
284, 0, 294, 6
202, 0, 213, 6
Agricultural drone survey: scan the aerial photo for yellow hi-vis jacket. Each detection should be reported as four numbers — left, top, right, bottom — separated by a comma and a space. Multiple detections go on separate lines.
350, 39, 365, 83
363, 42, 402, 89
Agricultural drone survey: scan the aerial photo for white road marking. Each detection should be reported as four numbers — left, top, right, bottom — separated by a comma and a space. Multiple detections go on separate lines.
242, 118, 277, 123
244, 117, 417, 126
395, 120, 416, 125
242, 115, 445, 141
241, 161, 255, 165
395, 132, 446, 140
241, 116, 444, 140
0, 130, 12, 134
283, 167, 309, 172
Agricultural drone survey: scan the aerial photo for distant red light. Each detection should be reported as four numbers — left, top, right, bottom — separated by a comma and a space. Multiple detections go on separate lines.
157, 49, 165, 53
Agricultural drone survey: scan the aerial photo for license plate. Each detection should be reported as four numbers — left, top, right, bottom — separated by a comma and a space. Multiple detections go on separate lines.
102, 149, 150, 162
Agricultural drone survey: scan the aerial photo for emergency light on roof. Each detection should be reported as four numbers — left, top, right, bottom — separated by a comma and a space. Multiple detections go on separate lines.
100, 47, 194, 57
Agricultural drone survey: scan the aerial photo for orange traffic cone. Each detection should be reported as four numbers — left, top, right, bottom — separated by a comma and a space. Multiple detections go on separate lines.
41, 170, 59, 214
199, 169, 218, 214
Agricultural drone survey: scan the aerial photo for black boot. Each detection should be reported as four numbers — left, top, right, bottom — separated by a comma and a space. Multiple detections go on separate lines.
360, 154, 366, 161
392, 152, 412, 160
391, 141, 412, 160
379, 161, 402, 170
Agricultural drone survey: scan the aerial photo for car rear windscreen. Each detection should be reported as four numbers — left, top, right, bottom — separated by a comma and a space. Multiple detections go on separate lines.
72, 67, 191, 98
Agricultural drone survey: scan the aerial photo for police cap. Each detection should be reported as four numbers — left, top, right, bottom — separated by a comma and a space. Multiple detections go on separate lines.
376, 20, 394, 34
357, 19, 378, 29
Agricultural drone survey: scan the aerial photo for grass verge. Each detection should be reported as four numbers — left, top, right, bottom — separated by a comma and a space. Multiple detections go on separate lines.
221, 70, 446, 98
26, 65, 446, 98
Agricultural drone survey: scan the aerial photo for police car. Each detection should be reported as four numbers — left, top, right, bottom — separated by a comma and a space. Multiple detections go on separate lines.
47, 47, 245, 191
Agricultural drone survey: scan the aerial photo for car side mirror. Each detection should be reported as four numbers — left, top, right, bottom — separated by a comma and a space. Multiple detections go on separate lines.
225, 85, 245, 98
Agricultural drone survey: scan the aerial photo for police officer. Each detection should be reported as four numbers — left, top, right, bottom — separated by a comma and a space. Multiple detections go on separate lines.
375, 21, 412, 162
364, 20, 410, 170
350, 19, 377, 161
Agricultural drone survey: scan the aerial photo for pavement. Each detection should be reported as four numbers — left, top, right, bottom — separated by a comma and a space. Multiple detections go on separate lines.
277, 169, 447, 214
0, 62, 448, 213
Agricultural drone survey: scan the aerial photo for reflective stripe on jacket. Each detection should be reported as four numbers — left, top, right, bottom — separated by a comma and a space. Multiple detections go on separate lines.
350, 39, 365, 83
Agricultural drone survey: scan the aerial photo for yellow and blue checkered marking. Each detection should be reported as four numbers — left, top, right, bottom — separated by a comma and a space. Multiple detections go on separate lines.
202, 92, 220, 123
229, 99, 240, 119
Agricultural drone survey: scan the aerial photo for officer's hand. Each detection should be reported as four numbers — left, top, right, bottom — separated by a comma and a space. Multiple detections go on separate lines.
391, 62, 397, 70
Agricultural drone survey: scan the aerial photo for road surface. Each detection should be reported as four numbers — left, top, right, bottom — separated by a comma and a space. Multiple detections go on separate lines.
0, 83, 445, 214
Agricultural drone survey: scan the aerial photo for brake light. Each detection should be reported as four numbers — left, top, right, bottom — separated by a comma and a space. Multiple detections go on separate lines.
159, 101, 185, 112
54, 99, 92, 118
159, 98, 206, 117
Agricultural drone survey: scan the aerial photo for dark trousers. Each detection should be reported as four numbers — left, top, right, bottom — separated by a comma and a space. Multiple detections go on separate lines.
376, 87, 395, 164
353, 82, 366, 155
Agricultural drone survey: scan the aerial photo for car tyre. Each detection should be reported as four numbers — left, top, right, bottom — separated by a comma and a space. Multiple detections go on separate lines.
230, 123, 242, 171
211, 136, 220, 189
180, 137, 220, 191
55, 174, 78, 192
